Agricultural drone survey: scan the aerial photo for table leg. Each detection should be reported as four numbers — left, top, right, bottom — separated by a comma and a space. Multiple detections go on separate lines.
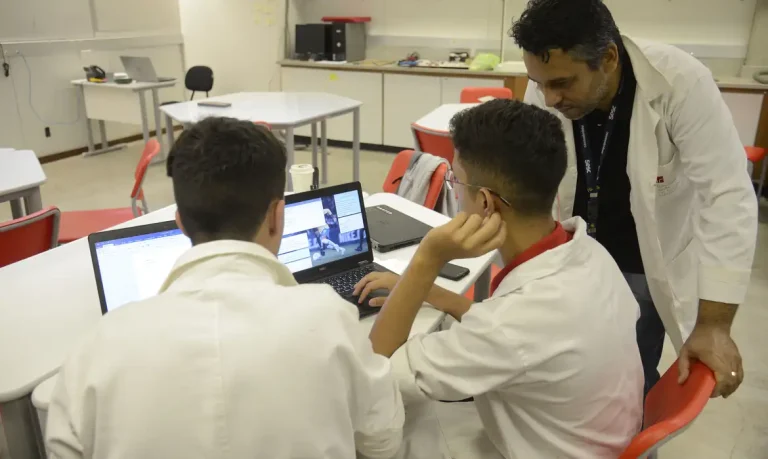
80, 85, 124, 158
473, 267, 491, 302
285, 126, 295, 192
165, 114, 175, 156
321, 120, 328, 185
138, 90, 150, 146
311, 123, 318, 170
80, 85, 95, 154
1, 396, 46, 459
24, 188, 43, 215
758, 155, 768, 199
352, 108, 361, 182
10, 199, 25, 219
151, 89, 165, 162
98, 120, 108, 150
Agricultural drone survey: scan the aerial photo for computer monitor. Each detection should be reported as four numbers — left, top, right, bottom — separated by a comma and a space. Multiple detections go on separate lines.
278, 184, 370, 276
88, 221, 191, 314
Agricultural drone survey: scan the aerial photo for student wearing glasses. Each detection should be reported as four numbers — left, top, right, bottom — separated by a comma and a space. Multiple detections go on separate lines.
354, 100, 643, 458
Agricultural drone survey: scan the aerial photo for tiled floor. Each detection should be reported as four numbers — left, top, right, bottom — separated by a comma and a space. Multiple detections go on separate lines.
2, 139, 767, 458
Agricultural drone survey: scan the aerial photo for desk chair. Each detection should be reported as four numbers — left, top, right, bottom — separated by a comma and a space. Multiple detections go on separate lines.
0, 206, 60, 267
161, 66, 214, 106
383, 150, 448, 210
746, 146, 767, 198
58, 139, 161, 244
460, 87, 514, 103
411, 124, 455, 164
619, 360, 716, 458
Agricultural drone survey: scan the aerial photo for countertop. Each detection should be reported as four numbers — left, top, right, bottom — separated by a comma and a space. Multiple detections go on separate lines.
279, 60, 768, 92
278, 59, 526, 78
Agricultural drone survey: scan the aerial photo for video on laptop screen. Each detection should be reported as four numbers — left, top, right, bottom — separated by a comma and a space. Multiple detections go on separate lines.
94, 229, 191, 313
279, 190, 368, 274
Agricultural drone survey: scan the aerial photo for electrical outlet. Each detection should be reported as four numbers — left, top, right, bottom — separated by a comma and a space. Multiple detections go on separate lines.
45, 127, 51, 138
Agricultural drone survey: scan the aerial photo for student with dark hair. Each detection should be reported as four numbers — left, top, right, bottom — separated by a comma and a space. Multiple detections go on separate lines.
512, 0, 756, 399
354, 100, 643, 458
46, 117, 404, 459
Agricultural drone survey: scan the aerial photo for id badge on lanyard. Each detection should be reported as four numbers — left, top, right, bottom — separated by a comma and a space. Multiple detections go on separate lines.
576, 75, 625, 237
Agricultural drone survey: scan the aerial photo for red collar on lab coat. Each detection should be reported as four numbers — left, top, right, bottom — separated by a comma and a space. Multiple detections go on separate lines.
490, 222, 574, 295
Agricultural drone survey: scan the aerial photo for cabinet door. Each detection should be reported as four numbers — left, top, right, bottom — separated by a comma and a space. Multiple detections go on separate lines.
383, 74, 442, 149
440, 77, 505, 104
281, 67, 383, 144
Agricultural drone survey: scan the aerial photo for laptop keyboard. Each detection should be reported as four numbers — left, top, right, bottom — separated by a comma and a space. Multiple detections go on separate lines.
323, 265, 376, 296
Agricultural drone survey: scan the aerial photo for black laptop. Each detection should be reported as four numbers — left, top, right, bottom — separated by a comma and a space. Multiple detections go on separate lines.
88, 220, 192, 315
366, 205, 433, 253
280, 182, 391, 318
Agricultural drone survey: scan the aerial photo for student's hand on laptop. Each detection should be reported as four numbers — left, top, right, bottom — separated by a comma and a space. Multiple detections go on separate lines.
419, 212, 507, 265
353, 272, 400, 306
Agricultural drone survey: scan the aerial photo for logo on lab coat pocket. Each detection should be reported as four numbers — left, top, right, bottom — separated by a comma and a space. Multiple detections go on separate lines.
656, 176, 664, 184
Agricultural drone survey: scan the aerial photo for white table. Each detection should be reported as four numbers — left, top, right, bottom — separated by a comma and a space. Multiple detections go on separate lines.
413, 103, 478, 133
71, 79, 177, 160
160, 92, 363, 191
1, 192, 494, 459
0, 149, 47, 219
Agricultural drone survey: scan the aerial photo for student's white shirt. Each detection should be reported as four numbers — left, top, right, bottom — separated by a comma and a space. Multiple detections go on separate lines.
391, 218, 643, 458
46, 240, 404, 459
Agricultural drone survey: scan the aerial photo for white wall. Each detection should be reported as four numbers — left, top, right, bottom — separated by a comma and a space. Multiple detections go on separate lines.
178, 0, 286, 96
0, 0, 184, 157
293, 0, 757, 61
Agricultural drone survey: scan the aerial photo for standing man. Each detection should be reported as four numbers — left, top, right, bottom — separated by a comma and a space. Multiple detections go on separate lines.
512, 0, 758, 396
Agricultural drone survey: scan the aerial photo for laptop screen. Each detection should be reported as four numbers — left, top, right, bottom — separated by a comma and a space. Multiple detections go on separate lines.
279, 190, 369, 274
93, 228, 191, 313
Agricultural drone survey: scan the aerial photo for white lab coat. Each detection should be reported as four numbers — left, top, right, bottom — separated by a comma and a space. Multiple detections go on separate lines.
391, 218, 643, 459
525, 36, 758, 350
46, 240, 404, 459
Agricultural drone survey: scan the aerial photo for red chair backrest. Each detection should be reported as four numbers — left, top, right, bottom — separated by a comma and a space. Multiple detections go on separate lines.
460, 87, 514, 103
619, 360, 716, 458
412, 124, 455, 164
254, 121, 272, 130
0, 207, 60, 268
745, 145, 766, 163
383, 150, 415, 194
383, 150, 449, 210
131, 139, 162, 201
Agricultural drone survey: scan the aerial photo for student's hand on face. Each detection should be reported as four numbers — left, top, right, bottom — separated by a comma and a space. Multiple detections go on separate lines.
420, 212, 507, 265
353, 272, 400, 306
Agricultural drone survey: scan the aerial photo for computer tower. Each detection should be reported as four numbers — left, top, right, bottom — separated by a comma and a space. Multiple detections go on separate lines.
329, 22, 366, 62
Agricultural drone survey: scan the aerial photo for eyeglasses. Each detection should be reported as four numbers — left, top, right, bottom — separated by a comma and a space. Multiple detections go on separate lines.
444, 169, 512, 207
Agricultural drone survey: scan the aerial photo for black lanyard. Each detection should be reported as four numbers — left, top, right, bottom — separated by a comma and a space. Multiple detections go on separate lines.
575, 73, 626, 237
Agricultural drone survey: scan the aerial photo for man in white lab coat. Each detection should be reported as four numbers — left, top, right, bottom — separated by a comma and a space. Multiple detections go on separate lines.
512, 0, 757, 397
46, 118, 404, 458
355, 100, 643, 458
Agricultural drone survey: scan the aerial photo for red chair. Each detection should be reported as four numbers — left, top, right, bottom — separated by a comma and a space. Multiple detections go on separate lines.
58, 139, 161, 244
411, 124, 455, 164
460, 87, 514, 103
0, 206, 60, 268
383, 150, 449, 210
619, 360, 716, 458
746, 146, 767, 198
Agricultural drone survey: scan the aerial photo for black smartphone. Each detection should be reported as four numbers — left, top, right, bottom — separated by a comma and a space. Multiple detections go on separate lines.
438, 263, 470, 281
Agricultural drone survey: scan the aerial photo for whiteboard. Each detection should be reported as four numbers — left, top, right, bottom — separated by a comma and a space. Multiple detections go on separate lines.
0, 0, 94, 41
91, 0, 181, 34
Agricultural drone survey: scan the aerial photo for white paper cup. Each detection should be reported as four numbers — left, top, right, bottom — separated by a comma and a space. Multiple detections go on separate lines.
290, 164, 314, 192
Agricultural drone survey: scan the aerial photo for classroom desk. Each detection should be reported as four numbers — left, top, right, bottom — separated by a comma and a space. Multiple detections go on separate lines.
1, 192, 494, 459
71, 79, 177, 160
414, 103, 478, 134
0, 149, 46, 219
160, 92, 363, 191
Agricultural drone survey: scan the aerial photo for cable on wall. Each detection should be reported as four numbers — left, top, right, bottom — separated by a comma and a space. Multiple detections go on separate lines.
0, 43, 10, 77
13, 50, 82, 126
